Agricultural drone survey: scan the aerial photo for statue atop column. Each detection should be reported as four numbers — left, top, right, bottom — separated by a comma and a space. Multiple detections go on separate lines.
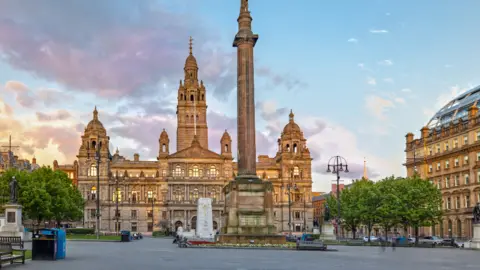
9, 176, 19, 204
473, 202, 480, 224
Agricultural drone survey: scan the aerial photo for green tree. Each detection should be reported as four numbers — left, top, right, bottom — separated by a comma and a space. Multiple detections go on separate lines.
356, 180, 381, 242
398, 174, 443, 244
338, 182, 363, 239
376, 176, 403, 238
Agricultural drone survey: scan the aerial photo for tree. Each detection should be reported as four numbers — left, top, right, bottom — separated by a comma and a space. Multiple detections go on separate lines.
398, 174, 442, 244
356, 180, 381, 242
338, 183, 363, 239
376, 176, 403, 238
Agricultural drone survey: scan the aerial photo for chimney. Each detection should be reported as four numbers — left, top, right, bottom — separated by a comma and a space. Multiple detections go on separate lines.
134, 153, 140, 162
421, 126, 430, 138
405, 133, 414, 144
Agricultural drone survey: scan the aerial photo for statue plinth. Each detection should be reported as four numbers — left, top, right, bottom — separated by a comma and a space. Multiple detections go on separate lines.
0, 204, 25, 239
219, 176, 285, 244
471, 223, 480, 249
319, 222, 336, 240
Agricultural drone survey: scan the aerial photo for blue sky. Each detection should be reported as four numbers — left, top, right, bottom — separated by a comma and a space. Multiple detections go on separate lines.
1, 0, 479, 192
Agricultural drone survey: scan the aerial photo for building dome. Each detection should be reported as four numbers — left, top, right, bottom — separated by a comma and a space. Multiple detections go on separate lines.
221, 130, 231, 141
427, 85, 480, 129
185, 54, 198, 68
282, 110, 301, 134
86, 107, 106, 132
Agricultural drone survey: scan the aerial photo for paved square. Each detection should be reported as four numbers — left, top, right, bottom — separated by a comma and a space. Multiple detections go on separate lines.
12, 238, 480, 270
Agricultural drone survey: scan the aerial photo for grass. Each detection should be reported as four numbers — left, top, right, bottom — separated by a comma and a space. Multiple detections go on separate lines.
66, 234, 120, 241
13, 249, 32, 260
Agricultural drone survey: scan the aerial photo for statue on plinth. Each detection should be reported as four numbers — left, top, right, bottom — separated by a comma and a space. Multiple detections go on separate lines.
9, 176, 19, 204
474, 202, 480, 224
323, 205, 331, 222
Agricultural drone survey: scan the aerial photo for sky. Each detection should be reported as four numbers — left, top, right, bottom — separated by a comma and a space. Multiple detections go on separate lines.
1, 0, 480, 192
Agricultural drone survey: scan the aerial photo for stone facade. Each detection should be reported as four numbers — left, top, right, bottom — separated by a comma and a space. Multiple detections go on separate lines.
54, 40, 313, 234
405, 105, 480, 239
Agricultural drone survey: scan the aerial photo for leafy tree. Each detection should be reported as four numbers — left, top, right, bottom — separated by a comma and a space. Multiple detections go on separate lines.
375, 176, 403, 238
356, 180, 381, 242
398, 174, 442, 244
338, 183, 363, 239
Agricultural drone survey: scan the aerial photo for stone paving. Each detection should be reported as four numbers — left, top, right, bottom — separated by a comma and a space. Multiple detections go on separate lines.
8, 238, 480, 270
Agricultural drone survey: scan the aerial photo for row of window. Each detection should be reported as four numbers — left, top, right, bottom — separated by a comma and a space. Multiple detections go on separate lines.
433, 173, 478, 189
444, 193, 480, 210
428, 131, 480, 155
89, 209, 169, 220
89, 187, 220, 203
87, 165, 226, 178
428, 153, 480, 172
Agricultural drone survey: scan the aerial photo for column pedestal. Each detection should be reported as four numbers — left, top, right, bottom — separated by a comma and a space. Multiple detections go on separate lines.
319, 222, 336, 240
219, 176, 285, 244
470, 223, 480, 249
0, 204, 25, 239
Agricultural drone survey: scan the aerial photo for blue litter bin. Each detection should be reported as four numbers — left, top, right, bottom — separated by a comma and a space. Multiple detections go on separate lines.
120, 230, 131, 242
54, 228, 67, 259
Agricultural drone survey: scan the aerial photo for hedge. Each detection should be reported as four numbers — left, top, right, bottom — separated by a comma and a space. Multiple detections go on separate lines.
66, 228, 95, 235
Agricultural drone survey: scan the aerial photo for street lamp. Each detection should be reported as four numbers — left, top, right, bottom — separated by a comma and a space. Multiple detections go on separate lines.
146, 191, 156, 232
326, 155, 349, 238
94, 138, 101, 240
113, 170, 124, 233
282, 183, 297, 235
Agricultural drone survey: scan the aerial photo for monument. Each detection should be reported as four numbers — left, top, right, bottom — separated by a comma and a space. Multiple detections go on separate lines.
220, 0, 284, 244
319, 205, 336, 240
0, 176, 26, 239
196, 198, 214, 239
471, 202, 480, 249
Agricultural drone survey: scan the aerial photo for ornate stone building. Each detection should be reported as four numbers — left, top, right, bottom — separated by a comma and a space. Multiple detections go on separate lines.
405, 85, 480, 239
54, 42, 314, 234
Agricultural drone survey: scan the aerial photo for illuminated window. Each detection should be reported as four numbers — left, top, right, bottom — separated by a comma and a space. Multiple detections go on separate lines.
173, 165, 182, 177
89, 164, 97, 177
209, 166, 217, 177
112, 188, 122, 202
147, 191, 153, 203
193, 166, 199, 177
293, 166, 300, 176
191, 188, 199, 201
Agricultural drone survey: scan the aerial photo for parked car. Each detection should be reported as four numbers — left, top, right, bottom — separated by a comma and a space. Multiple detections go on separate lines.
363, 236, 378, 242
440, 238, 461, 247
418, 236, 443, 245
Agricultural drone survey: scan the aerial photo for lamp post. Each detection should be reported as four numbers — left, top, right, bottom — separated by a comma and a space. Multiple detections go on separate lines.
326, 156, 349, 238
95, 140, 101, 240
147, 192, 155, 232
303, 187, 307, 232
282, 183, 297, 235
113, 170, 123, 233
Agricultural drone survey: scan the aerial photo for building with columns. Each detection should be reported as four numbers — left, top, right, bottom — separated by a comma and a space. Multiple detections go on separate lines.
405, 85, 480, 239
54, 40, 314, 234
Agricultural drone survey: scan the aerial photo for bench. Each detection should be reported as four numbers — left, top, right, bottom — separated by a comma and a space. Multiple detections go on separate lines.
0, 243, 26, 268
0, 237, 23, 249
297, 240, 327, 250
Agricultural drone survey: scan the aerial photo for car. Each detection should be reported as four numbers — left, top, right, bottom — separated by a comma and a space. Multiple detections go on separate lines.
418, 236, 443, 245
363, 236, 378, 242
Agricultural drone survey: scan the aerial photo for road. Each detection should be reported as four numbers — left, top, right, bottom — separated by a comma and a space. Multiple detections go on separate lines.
9, 238, 480, 270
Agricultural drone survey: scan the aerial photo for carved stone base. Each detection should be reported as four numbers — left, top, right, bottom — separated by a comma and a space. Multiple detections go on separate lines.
319, 223, 336, 240
471, 224, 480, 249
0, 204, 25, 239
218, 234, 286, 244
221, 176, 278, 242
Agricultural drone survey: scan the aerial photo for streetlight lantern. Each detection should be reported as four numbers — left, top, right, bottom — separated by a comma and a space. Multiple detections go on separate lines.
326, 155, 349, 238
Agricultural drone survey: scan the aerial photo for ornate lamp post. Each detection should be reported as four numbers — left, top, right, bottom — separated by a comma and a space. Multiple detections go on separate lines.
326, 156, 349, 238
282, 183, 297, 235
95, 140, 101, 240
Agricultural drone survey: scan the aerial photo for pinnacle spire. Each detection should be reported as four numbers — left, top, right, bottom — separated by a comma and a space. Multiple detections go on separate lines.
93, 106, 98, 120
189, 36, 193, 55
289, 109, 294, 122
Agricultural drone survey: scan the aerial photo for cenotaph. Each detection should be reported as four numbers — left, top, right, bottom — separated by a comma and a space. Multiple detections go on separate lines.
196, 198, 214, 239
219, 0, 283, 244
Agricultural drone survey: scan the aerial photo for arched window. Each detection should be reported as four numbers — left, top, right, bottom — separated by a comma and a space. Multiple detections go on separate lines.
180, 94, 183, 100
112, 188, 122, 202
174, 165, 182, 177
186, 115, 189, 122
131, 192, 138, 203
201, 94, 204, 100
209, 166, 217, 177
90, 186, 97, 200
193, 166, 199, 177
162, 144, 166, 152
184, 95, 186, 101
224, 144, 229, 152
286, 144, 290, 152
293, 143, 298, 153
191, 188, 199, 202
89, 164, 97, 177
91, 141, 96, 149
293, 166, 300, 176
190, 95, 194, 101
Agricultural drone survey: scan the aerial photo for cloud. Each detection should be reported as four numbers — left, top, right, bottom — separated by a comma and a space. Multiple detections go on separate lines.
256, 100, 288, 121
4, 81, 36, 107
365, 95, 395, 120
394, 97, 405, 104
401, 88, 411, 93
256, 67, 308, 92
383, 78, 394, 84
367, 77, 377, 85
347, 38, 358, 43
36, 110, 72, 121
369, 29, 389, 34
0, 0, 237, 101
0, 98, 13, 116
378, 59, 393, 66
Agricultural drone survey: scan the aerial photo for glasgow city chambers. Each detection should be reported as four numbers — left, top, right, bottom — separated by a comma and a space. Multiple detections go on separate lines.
53, 43, 314, 234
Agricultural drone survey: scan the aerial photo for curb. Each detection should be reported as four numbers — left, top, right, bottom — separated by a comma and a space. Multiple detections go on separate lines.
67, 239, 120, 243
183, 246, 338, 251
